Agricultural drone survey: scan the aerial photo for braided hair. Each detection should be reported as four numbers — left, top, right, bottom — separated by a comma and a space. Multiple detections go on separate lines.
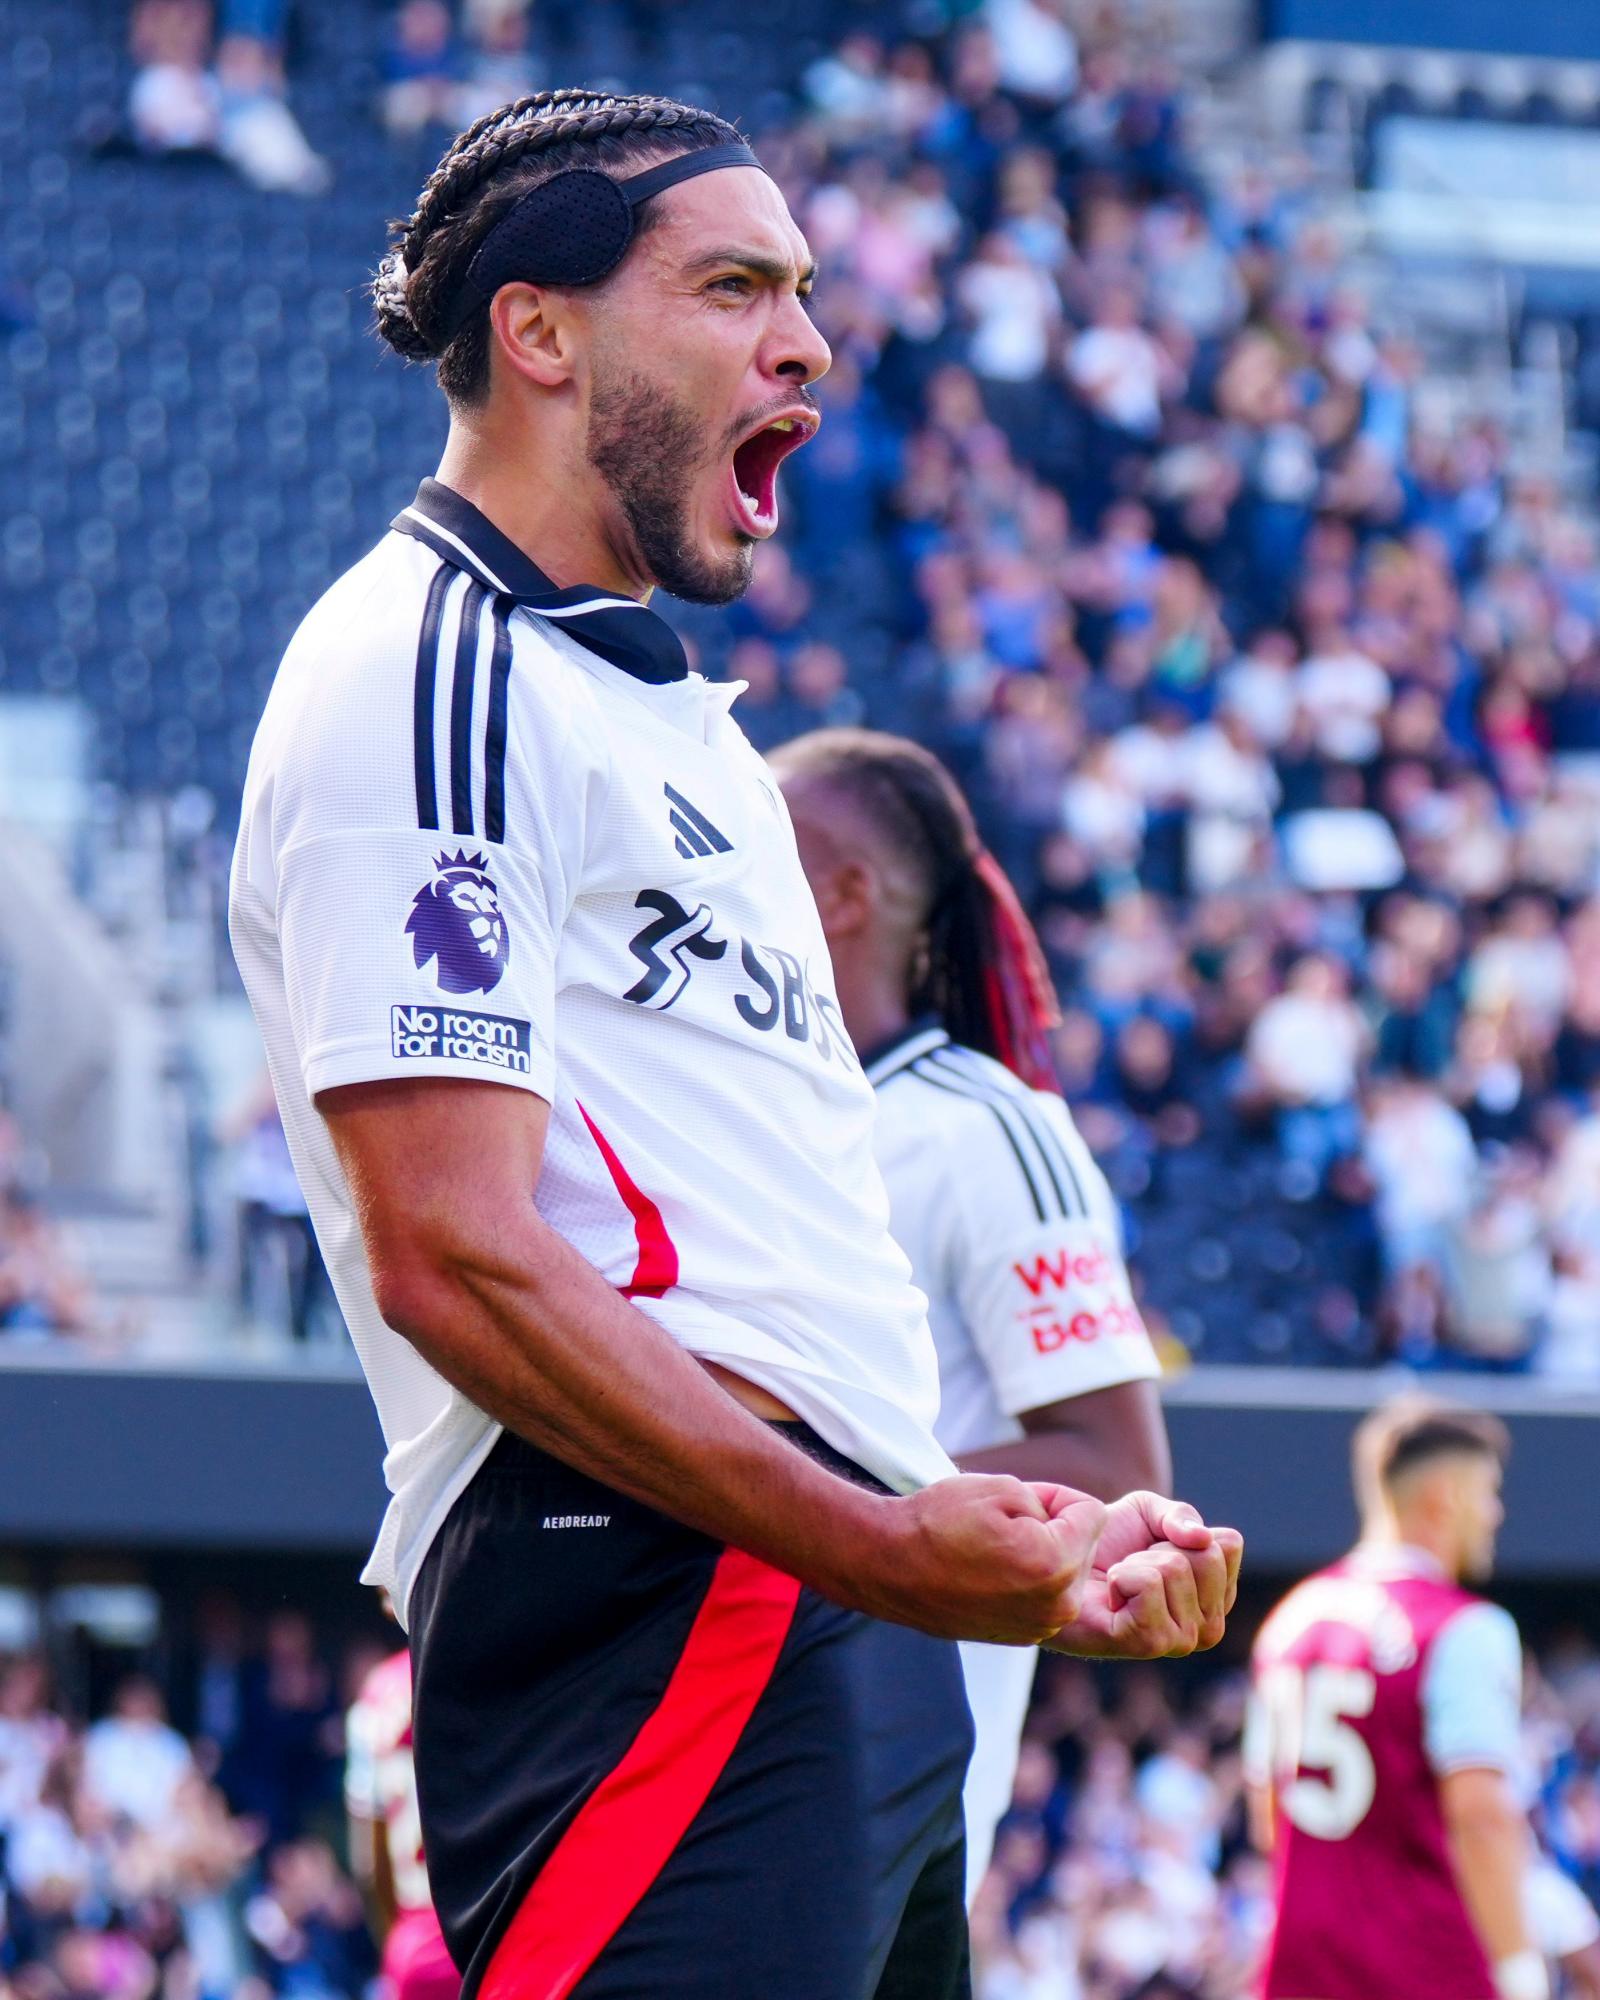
373, 89, 742, 404
778, 730, 1063, 1092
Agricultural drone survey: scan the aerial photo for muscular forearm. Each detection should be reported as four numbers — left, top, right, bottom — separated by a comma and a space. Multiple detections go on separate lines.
385, 1214, 892, 1602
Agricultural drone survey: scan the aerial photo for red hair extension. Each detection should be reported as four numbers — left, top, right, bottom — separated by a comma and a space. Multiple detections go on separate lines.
974, 848, 1061, 1093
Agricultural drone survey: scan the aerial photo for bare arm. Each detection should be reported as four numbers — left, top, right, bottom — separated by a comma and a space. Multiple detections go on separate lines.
321, 1076, 1103, 1645
347, 1805, 397, 1945
1246, 1779, 1276, 1857
1440, 1767, 1538, 1974
957, 1379, 1171, 1499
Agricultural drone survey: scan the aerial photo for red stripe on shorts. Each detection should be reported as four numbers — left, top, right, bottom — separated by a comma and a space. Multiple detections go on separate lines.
476, 1546, 801, 2000
576, 1103, 679, 1298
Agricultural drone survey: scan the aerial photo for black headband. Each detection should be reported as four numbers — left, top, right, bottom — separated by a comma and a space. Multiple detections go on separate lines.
440, 139, 764, 343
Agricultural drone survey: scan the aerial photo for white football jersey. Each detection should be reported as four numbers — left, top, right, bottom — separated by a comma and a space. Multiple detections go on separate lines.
866, 1023, 1159, 1459
230, 479, 953, 1622
866, 1022, 1161, 1904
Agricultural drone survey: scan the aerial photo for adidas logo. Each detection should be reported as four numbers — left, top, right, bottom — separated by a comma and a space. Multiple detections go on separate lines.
665, 783, 733, 860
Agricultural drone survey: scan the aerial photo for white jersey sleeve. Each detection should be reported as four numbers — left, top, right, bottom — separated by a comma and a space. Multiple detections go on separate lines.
1421, 1600, 1524, 1777
239, 565, 601, 1108
942, 1074, 1160, 1420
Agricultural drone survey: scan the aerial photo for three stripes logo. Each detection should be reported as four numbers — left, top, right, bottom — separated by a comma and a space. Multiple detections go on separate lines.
665, 783, 733, 861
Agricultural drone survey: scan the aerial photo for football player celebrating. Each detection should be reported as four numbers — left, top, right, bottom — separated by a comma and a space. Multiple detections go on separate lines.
232, 90, 1241, 1997
776, 727, 1175, 1897
1245, 1397, 1546, 2000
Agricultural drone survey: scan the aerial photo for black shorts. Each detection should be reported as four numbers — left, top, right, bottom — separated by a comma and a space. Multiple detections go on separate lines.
409, 1425, 973, 2000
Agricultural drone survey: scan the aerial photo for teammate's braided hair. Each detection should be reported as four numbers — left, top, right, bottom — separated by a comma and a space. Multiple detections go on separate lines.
779, 730, 1063, 1092
373, 89, 742, 404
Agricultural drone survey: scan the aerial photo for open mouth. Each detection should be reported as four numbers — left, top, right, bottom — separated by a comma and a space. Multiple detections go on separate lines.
729, 412, 815, 540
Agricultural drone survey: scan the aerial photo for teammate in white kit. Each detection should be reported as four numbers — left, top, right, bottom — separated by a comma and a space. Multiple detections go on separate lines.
776, 728, 1171, 1897
230, 89, 1239, 1997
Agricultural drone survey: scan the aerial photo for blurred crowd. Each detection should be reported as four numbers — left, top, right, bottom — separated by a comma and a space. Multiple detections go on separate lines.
124, 0, 542, 189
5, 1604, 1595, 2000
672, 0, 1600, 1376
969, 1637, 1600, 2000
102, 0, 1600, 1375
0, 1609, 384, 2000
125, 0, 330, 194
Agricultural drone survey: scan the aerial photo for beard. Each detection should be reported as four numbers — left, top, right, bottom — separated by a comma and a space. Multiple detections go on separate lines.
586, 367, 755, 606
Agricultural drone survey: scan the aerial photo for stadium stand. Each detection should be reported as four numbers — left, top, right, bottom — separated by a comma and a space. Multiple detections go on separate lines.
2, 1598, 1599, 1999
3, 0, 1600, 1389
3, 9, 1600, 1994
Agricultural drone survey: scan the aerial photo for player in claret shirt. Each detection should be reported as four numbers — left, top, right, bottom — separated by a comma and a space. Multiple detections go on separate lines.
776, 728, 1177, 1899
1245, 1397, 1546, 2000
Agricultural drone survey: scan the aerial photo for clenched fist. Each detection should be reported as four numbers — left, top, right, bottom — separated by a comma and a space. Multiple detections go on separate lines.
1042, 1491, 1244, 1658
830, 1473, 1108, 1644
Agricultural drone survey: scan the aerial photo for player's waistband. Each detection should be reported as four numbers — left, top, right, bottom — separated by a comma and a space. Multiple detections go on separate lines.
480, 1419, 893, 1499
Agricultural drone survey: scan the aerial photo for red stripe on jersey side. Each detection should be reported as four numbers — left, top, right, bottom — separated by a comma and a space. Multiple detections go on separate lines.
476, 1547, 800, 2000
576, 1103, 679, 1298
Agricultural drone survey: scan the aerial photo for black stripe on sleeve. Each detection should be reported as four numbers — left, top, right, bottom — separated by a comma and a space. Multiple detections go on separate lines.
924, 1048, 1075, 1216
932, 1045, 1090, 1214
413, 562, 453, 830
909, 1059, 1048, 1223
450, 579, 486, 838
482, 596, 513, 844
1044, 1114, 1089, 1213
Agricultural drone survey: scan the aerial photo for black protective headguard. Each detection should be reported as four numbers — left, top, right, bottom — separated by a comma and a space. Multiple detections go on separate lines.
440, 140, 765, 341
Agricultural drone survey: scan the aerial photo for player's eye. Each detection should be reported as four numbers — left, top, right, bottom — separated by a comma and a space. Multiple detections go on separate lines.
709, 274, 754, 297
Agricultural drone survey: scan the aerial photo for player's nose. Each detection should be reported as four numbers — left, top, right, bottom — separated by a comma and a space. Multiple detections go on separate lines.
771, 294, 830, 389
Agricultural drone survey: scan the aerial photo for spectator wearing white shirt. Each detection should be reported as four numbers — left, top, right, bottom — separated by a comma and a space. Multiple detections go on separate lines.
82, 1676, 194, 1832
960, 233, 1063, 384
1297, 624, 1391, 764
1244, 954, 1368, 1178
1363, 1076, 1478, 1278
1183, 710, 1281, 894
1466, 894, 1572, 1037
0, 1654, 68, 1833
5, 1747, 98, 1918
1447, 1153, 1552, 1366
1136, 1727, 1221, 1867
1069, 284, 1172, 439
985, 0, 1078, 106
1108, 706, 1191, 813
1220, 629, 1300, 750
128, 0, 221, 154
1063, 740, 1146, 868
1144, 193, 1246, 343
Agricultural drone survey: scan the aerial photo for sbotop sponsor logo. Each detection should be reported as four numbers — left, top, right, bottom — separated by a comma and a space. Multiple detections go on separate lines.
390, 1004, 533, 1073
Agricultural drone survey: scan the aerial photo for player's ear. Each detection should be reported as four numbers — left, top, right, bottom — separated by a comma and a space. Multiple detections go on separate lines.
489, 282, 578, 392
823, 857, 876, 941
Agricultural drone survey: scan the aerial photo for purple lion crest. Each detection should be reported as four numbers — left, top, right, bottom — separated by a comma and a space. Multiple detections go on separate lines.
406, 849, 510, 995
